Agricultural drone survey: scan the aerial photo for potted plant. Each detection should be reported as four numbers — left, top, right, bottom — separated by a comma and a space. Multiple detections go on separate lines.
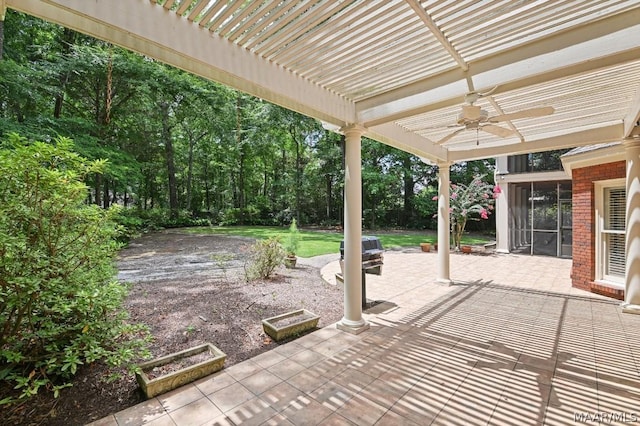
420, 242, 431, 252
282, 219, 300, 268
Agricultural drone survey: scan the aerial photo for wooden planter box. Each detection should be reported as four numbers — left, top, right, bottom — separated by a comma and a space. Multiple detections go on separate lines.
136, 343, 226, 399
262, 309, 320, 341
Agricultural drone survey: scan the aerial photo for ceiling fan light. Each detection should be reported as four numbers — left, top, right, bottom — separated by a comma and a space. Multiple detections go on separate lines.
458, 105, 489, 124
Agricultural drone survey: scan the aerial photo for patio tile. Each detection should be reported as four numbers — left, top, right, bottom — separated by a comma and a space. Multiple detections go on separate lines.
333, 393, 387, 426
158, 384, 205, 412
208, 382, 255, 412
295, 332, 326, 348
144, 415, 177, 426
288, 365, 331, 393
260, 381, 303, 412
240, 369, 283, 395
331, 368, 377, 394
167, 397, 222, 426
224, 397, 277, 426
289, 348, 327, 368
309, 379, 355, 410
274, 342, 306, 358
195, 370, 237, 396
251, 349, 288, 369
356, 377, 407, 410
389, 386, 442, 426
321, 357, 356, 380
268, 358, 307, 380
260, 413, 296, 425
311, 339, 353, 358
317, 412, 358, 425
113, 398, 166, 425
280, 394, 334, 426
374, 409, 422, 426
199, 414, 234, 425
225, 360, 263, 381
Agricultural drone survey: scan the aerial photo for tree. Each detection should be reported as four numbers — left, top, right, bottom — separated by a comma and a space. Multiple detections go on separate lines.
0, 134, 149, 402
447, 175, 500, 250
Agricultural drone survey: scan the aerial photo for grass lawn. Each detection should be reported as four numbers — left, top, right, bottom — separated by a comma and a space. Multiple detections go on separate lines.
186, 226, 492, 258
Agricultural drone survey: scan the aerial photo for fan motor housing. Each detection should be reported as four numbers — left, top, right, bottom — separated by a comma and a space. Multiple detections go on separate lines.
458, 105, 489, 124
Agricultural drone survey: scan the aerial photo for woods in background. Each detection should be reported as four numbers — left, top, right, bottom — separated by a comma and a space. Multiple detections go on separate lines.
0, 10, 494, 232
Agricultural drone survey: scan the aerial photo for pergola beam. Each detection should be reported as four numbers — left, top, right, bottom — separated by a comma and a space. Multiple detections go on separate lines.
448, 124, 624, 163
623, 86, 640, 137
405, 0, 468, 71
366, 123, 448, 163
358, 8, 640, 127
10, 0, 355, 127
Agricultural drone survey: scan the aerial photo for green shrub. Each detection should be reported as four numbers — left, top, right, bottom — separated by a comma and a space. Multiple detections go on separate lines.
0, 134, 150, 403
282, 219, 300, 256
220, 206, 260, 226
244, 237, 285, 280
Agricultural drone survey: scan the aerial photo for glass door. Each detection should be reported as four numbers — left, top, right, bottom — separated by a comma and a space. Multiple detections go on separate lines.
559, 200, 572, 257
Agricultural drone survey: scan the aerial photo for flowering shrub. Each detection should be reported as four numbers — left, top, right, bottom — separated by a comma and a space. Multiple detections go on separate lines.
433, 175, 500, 250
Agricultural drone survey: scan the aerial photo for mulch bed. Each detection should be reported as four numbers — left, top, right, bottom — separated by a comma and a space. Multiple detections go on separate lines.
1, 231, 344, 425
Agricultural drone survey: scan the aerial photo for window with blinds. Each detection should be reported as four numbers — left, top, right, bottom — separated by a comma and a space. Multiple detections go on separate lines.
603, 187, 626, 279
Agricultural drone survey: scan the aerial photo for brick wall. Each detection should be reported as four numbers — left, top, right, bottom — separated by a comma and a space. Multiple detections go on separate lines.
571, 161, 626, 292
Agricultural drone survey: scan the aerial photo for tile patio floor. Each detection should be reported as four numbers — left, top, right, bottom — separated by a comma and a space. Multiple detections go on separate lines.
91, 250, 640, 426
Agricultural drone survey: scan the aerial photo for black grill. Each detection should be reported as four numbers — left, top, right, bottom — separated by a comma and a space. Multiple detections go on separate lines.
338, 236, 384, 308
339, 236, 384, 275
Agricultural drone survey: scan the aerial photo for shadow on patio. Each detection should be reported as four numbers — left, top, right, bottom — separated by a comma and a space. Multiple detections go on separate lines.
93, 265, 640, 425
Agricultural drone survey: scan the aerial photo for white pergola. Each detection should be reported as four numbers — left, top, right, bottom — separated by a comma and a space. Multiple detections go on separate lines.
6, 0, 640, 331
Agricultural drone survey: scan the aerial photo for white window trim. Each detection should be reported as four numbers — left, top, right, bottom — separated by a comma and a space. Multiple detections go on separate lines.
594, 178, 626, 288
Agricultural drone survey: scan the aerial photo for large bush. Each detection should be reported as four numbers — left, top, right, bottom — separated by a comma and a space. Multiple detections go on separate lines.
244, 237, 285, 280
0, 134, 149, 403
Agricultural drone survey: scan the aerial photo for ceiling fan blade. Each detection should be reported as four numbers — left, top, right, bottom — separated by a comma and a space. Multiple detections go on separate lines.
480, 124, 515, 138
414, 124, 461, 131
436, 128, 466, 145
489, 106, 555, 122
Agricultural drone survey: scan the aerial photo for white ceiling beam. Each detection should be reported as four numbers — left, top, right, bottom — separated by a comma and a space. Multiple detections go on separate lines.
448, 124, 624, 163
404, 0, 467, 71
358, 8, 640, 127
10, 0, 355, 127
623, 86, 640, 137
366, 123, 448, 163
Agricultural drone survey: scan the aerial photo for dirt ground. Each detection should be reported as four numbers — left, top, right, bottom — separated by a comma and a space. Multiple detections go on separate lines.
2, 230, 344, 425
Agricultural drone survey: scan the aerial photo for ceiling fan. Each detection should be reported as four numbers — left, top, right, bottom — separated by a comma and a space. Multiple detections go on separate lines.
433, 91, 555, 145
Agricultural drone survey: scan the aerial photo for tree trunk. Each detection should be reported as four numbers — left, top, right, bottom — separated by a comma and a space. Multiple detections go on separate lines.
402, 156, 415, 227
203, 159, 211, 212
94, 174, 101, 206
160, 101, 178, 219
326, 174, 332, 221
53, 28, 77, 118
292, 125, 302, 225
185, 133, 195, 212
235, 95, 246, 224
103, 178, 110, 208
0, 18, 5, 60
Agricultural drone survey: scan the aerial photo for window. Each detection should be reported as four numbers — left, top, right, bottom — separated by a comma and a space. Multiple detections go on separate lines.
596, 180, 626, 285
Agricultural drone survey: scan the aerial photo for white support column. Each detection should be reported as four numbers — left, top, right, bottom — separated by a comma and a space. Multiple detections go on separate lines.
337, 125, 369, 334
495, 157, 510, 253
437, 162, 451, 284
623, 138, 640, 314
